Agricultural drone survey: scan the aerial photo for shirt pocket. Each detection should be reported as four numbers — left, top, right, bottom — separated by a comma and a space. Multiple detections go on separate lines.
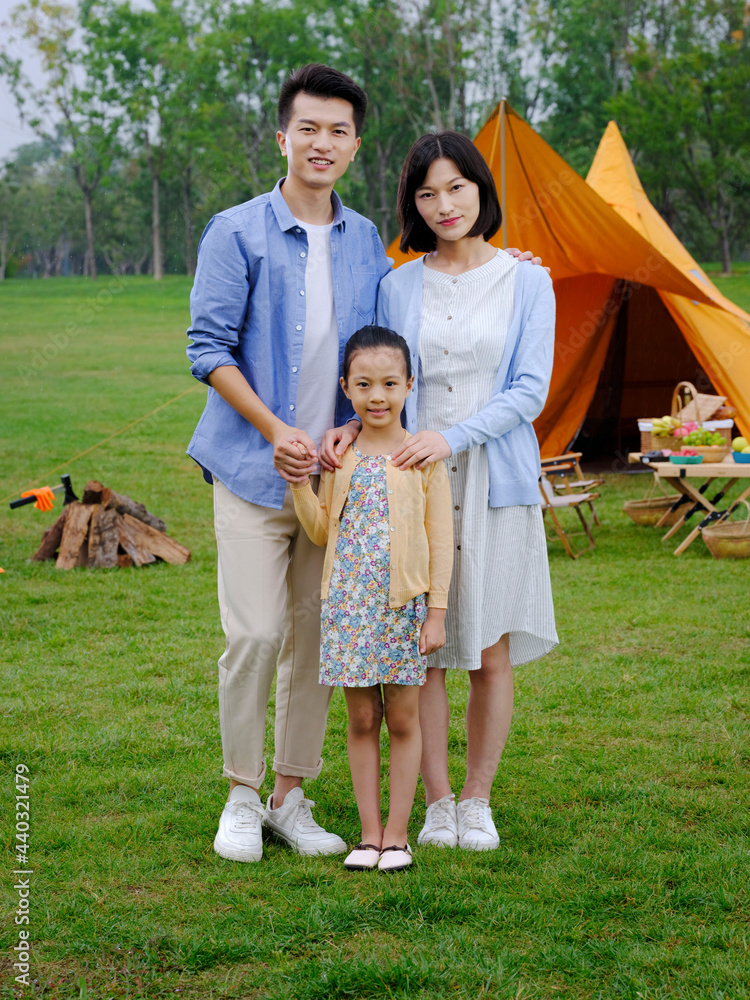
350, 265, 380, 322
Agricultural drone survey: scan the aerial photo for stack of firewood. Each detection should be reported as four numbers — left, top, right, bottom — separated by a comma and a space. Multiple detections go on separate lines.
33, 480, 190, 569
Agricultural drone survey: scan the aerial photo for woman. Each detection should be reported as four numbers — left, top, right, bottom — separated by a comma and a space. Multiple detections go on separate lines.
324, 131, 558, 850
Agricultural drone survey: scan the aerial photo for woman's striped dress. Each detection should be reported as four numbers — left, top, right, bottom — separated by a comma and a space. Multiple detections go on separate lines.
417, 250, 558, 669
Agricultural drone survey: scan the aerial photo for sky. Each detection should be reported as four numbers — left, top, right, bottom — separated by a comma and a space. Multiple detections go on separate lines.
0, 0, 44, 162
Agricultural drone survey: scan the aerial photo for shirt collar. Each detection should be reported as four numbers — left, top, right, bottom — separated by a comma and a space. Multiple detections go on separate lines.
270, 178, 346, 232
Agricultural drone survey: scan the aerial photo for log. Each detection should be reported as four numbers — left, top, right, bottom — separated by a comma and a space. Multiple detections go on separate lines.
88, 506, 119, 568
32, 507, 69, 561
82, 479, 112, 506
106, 490, 166, 532
56, 503, 93, 569
116, 512, 157, 566
121, 513, 191, 565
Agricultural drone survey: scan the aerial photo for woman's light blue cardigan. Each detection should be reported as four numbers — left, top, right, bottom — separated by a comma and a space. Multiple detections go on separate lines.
376, 257, 555, 507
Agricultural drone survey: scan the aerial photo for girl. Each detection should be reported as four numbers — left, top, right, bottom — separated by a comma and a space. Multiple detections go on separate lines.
323, 131, 558, 852
290, 326, 453, 871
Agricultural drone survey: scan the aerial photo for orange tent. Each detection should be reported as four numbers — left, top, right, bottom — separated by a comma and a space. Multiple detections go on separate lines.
386, 102, 750, 457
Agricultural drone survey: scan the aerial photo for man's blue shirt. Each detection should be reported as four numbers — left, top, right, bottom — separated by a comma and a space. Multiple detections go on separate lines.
186, 180, 391, 509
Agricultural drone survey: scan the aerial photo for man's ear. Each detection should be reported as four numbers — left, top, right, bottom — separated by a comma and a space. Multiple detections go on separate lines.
350, 136, 361, 162
277, 130, 288, 157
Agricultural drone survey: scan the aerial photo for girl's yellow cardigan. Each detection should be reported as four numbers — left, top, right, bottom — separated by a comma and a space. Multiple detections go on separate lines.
291, 437, 453, 609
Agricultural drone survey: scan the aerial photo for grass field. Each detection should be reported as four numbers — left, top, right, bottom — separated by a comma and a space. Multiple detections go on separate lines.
1, 275, 749, 1000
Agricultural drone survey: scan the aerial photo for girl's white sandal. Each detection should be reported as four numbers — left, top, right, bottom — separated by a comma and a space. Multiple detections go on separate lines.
344, 843, 381, 870
377, 844, 412, 872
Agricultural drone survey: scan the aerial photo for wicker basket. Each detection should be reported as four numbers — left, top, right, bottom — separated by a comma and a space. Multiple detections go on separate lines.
623, 476, 684, 526
640, 381, 732, 452
702, 501, 750, 559
674, 381, 726, 422
623, 494, 683, 527
690, 445, 731, 462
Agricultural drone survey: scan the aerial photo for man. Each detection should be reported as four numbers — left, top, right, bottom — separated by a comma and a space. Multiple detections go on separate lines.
187, 64, 388, 862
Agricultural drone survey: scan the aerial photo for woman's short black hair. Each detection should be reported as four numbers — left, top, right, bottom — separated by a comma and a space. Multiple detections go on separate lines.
278, 64, 368, 137
342, 326, 412, 382
397, 130, 502, 254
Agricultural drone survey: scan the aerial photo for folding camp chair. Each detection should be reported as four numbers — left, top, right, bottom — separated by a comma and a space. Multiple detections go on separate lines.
540, 452, 604, 529
539, 474, 600, 559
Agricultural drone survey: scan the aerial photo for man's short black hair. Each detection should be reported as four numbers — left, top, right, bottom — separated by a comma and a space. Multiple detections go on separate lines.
397, 131, 502, 254
278, 64, 368, 137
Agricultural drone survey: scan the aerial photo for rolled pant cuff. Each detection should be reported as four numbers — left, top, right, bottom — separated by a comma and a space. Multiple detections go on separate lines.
223, 757, 267, 787
273, 756, 323, 780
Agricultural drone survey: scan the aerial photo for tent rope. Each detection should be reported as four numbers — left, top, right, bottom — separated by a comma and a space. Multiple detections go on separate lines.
2, 385, 203, 504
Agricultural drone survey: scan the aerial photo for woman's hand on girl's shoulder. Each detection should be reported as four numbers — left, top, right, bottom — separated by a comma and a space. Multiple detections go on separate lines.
391, 431, 451, 470
319, 421, 361, 471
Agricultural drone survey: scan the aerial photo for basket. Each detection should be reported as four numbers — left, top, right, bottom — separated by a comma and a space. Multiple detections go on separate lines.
623, 476, 683, 527
690, 445, 730, 462
640, 381, 732, 452
702, 501, 750, 559
674, 381, 726, 422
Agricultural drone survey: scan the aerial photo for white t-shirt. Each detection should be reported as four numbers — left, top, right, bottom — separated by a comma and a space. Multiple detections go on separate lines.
294, 218, 339, 471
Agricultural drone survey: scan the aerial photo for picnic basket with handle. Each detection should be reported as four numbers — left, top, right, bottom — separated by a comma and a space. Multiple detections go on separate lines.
640, 380, 731, 453
674, 380, 726, 422
701, 501, 750, 559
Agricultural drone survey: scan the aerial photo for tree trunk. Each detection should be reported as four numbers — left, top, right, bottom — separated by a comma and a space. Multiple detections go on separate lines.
152, 173, 163, 281
0, 217, 7, 280
83, 190, 97, 280
182, 163, 195, 278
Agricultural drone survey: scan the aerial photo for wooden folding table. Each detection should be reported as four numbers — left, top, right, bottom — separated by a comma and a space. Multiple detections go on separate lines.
649, 459, 750, 555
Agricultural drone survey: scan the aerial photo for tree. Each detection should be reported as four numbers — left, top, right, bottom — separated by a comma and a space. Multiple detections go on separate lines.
0, 0, 122, 278
608, 1, 750, 272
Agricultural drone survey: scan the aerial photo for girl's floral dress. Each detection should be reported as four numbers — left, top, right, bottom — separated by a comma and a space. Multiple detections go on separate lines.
320, 445, 427, 687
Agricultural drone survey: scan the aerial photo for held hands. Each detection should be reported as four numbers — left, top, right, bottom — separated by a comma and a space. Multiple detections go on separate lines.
319, 421, 361, 471
391, 430, 451, 470
504, 247, 551, 275
419, 608, 447, 656
274, 427, 317, 484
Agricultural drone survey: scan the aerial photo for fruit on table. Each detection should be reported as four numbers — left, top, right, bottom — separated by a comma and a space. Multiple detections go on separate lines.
652, 415, 682, 436
682, 430, 726, 446
743, 446, 750, 454
733, 436, 748, 451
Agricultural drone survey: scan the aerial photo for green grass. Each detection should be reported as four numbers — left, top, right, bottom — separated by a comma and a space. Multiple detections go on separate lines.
702, 260, 750, 312
1, 276, 749, 1000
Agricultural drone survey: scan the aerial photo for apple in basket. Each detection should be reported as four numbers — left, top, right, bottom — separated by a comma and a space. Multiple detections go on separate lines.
733, 436, 748, 452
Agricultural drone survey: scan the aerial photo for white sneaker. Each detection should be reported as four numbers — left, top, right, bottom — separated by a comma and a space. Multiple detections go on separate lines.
263, 787, 346, 856
213, 785, 264, 862
457, 797, 500, 851
418, 794, 458, 847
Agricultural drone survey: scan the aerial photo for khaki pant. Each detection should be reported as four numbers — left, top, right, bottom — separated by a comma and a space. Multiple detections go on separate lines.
213, 477, 331, 787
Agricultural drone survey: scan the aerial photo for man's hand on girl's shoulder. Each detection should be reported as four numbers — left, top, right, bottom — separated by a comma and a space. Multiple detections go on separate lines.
504, 247, 551, 275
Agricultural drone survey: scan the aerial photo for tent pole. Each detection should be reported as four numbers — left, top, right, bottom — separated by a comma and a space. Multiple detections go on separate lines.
500, 99, 507, 247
